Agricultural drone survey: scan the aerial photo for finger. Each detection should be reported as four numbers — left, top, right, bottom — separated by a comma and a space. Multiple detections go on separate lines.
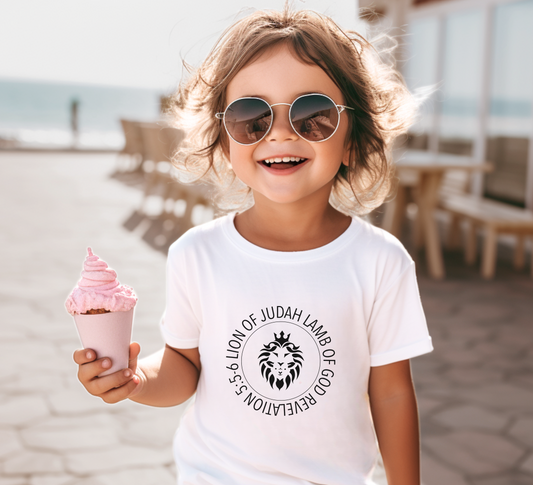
100, 374, 140, 404
77, 357, 113, 386
86, 367, 135, 397
73, 348, 97, 365
128, 342, 141, 369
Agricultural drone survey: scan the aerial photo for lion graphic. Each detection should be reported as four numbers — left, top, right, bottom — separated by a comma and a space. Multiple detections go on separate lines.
258, 331, 304, 390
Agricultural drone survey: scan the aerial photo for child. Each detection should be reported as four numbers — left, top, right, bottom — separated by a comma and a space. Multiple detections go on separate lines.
74, 6, 432, 485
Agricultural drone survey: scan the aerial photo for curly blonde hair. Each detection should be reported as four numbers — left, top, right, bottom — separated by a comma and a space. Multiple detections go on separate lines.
170, 4, 416, 215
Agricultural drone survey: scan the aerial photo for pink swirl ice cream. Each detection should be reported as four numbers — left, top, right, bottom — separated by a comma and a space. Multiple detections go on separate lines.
65, 248, 137, 315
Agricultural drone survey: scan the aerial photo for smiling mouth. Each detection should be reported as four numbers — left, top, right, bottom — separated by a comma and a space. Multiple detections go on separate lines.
260, 157, 308, 169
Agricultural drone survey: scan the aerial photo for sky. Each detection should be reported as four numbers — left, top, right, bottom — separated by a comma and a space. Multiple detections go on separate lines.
0, 0, 359, 91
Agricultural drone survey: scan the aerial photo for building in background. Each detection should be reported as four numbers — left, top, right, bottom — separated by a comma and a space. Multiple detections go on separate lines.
360, 0, 533, 210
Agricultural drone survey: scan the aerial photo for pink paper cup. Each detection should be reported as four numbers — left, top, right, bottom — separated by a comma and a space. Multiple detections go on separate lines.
73, 308, 134, 377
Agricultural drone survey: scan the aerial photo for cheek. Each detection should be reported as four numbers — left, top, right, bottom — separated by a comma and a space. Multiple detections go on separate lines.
228, 143, 255, 174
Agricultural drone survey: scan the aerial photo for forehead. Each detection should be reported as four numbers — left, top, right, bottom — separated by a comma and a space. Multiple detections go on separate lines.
225, 44, 343, 104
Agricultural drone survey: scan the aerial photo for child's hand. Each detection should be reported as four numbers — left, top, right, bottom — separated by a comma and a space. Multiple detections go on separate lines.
73, 342, 144, 404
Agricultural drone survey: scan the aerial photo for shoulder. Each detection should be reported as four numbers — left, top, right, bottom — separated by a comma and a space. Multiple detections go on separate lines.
353, 217, 412, 263
167, 214, 231, 262
351, 217, 415, 286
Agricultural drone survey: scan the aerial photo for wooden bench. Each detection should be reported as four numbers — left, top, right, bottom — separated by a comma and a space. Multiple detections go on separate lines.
441, 194, 533, 279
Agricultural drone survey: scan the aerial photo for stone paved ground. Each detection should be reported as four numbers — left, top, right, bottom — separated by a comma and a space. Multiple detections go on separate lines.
1, 151, 532, 485
414, 254, 533, 485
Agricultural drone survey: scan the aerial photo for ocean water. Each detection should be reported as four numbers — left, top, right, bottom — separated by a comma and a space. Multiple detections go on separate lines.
0, 79, 166, 149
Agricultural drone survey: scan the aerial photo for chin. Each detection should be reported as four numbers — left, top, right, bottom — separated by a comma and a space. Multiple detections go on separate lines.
259, 191, 311, 205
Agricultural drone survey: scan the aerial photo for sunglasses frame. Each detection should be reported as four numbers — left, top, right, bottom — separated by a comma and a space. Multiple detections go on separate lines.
215, 93, 354, 146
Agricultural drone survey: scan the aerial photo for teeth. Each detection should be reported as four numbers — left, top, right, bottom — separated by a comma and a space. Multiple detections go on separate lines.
264, 157, 305, 164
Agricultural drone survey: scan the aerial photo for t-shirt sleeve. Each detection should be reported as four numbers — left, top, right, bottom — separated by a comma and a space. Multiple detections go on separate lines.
367, 261, 433, 366
159, 243, 201, 349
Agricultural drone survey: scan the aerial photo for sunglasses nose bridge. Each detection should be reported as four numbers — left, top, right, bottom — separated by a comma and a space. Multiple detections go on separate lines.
267, 102, 299, 142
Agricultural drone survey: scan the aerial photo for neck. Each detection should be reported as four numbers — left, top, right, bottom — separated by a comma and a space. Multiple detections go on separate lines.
234, 187, 351, 251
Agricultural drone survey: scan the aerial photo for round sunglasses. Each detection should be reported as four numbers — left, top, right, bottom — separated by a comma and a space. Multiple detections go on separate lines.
215, 93, 354, 146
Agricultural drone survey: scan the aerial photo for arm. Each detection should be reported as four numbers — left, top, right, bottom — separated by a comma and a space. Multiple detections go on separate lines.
131, 345, 200, 407
368, 359, 420, 485
74, 343, 200, 407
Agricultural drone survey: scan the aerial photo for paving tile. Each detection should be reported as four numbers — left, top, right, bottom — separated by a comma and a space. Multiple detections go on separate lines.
457, 383, 533, 412
470, 341, 520, 359
0, 371, 66, 393
119, 413, 180, 448
3, 451, 64, 475
30, 476, 75, 485
117, 400, 186, 420
0, 396, 50, 426
420, 417, 450, 439
25, 413, 119, 431
471, 473, 533, 485
71, 467, 175, 485
21, 425, 119, 452
411, 356, 446, 375
29, 324, 79, 344
416, 386, 459, 401
0, 429, 23, 458
65, 445, 173, 474
420, 452, 468, 485
483, 357, 524, 372
2, 303, 44, 326
521, 453, 533, 475
433, 347, 483, 365
424, 430, 525, 475
46, 390, 115, 415
455, 303, 512, 322
493, 329, 533, 350
433, 336, 471, 351
443, 367, 504, 386
444, 325, 492, 342
0, 479, 28, 485
509, 417, 533, 448
511, 373, 533, 390
431, 405, 508, 431
417, 296, 456, 314
60, 478, 104, 485
0, 327, 29, 340
417, 396, 445, 417
0, 341, 59, 370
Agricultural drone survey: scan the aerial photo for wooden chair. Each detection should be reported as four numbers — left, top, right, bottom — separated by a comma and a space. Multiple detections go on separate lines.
385, 166, 533, 279
123, 123, 212, 251
142, 174, 212, 253
123, 123, 184, 232
116, 120, 145, 172
441, 194, 533, 279
139, 123, 185, 167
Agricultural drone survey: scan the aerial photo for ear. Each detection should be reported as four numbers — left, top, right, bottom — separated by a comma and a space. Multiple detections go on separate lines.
342, 142, 351, 167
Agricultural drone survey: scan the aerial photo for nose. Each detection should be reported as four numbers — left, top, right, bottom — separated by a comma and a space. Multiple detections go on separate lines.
267, 104, 299, 143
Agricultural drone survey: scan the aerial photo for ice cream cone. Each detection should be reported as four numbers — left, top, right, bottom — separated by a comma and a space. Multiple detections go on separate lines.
74, 308, 134, 376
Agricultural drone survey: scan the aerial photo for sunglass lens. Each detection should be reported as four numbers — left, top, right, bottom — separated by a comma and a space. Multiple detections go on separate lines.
224, 98, 272, 145
291, 95, 339, 142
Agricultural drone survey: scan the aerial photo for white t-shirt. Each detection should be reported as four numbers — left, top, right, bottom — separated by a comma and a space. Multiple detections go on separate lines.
160, 213, 433, 485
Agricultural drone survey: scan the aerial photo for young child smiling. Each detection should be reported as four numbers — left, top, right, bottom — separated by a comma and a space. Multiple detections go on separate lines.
74, 6, 432, 485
